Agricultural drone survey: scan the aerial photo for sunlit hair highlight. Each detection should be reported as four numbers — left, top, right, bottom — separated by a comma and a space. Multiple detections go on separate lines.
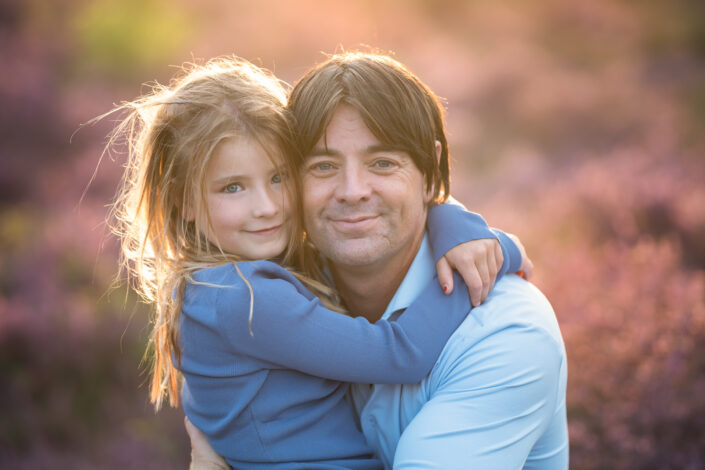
103, 56, 340, 411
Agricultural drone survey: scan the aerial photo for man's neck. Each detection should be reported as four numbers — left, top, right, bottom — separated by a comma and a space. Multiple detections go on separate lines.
331, 230, 425, 323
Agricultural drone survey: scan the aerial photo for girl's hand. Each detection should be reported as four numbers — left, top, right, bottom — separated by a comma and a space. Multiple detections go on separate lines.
506, 232, 534, 281
436, 234, 533, 306
436, 238, 503, 307
185, 417, 229, 470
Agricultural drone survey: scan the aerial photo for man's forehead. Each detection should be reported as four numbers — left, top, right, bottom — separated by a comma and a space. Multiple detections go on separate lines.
306, 104, 395, 156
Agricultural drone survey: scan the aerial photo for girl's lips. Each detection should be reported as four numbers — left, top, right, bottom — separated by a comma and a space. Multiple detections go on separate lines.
246, 224, 282, 236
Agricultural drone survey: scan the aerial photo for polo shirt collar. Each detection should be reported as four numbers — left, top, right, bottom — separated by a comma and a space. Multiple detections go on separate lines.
381, 233, 435, 320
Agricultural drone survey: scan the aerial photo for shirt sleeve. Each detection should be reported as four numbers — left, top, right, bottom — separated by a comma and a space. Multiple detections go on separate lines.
427, 202, 522, 274
393, 324, 567, 469
215, 263, 471, 384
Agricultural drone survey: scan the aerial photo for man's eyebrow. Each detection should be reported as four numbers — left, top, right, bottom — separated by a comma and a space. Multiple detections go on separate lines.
307, 144, 401, 158
307, 146, 339, 157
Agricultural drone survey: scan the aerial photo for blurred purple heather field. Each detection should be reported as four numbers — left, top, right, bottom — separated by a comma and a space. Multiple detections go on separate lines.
1, 0, 704, 468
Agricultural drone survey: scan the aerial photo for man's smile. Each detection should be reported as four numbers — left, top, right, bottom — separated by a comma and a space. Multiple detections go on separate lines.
329, 215, 380, 233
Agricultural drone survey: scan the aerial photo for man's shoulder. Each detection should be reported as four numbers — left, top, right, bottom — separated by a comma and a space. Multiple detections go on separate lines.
488, 274, 554, 314
433, 274, 567, 395
450, 274, 564, 351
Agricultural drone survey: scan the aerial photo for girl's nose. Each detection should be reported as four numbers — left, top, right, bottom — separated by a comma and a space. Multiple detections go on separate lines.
252, 185, 280, 218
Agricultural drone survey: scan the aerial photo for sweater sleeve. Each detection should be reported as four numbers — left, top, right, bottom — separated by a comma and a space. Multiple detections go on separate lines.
427, 202, 523, 274
215, 263, 471, 384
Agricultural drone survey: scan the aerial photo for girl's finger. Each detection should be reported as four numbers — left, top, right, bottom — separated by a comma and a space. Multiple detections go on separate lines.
457, 264, 483, 307
523, 256, 535, 280
486, 247, 499, 294
477, 257, 491, 305
494, 241, 504, 272
436, 256, 455, 295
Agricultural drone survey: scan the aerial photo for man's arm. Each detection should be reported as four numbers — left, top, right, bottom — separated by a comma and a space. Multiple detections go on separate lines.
389, 279, 569, 469
393, 326, 566, 469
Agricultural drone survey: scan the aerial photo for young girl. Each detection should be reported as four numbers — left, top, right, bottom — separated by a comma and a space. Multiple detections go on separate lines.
108, 56, 525, 468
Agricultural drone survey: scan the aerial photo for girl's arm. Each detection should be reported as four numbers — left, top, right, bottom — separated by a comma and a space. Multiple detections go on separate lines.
214, 262, 471, 385
427, 200, 532, 305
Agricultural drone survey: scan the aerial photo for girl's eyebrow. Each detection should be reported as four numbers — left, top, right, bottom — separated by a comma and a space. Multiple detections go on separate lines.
212, 174, 248, 185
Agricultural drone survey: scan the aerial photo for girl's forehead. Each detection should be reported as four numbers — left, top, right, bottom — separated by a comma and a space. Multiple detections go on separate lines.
251, 139, 290, 170
205, 136, 288, 175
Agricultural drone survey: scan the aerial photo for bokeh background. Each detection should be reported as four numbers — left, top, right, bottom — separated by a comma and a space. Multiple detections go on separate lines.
2, 0, 704, 468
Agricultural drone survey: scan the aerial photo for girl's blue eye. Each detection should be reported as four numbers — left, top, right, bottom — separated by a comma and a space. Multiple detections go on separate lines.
375, 160, 393, 168
271, 174, 282, 184
316, 162, 333, 171
224, 183, 243, 193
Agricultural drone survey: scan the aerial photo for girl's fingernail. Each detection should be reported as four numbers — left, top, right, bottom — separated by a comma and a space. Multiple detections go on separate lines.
442, 284, 449, 293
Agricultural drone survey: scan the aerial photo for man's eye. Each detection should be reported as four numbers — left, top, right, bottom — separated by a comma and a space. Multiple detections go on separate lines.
305, 160, 336, 176
223, 183, 243, 193
375, 160, 394, 168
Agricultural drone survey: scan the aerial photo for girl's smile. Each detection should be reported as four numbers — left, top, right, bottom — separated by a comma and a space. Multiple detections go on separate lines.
244, 224, 283, 236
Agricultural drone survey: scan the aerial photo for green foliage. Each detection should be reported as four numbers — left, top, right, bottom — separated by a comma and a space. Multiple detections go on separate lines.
71, 0, 194, 76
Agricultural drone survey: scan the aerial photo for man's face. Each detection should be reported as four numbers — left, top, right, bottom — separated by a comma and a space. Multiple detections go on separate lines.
301, 104, 432, 270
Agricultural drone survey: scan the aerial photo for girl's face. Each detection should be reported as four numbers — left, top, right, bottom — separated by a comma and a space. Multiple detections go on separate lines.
196, 136, 291, 260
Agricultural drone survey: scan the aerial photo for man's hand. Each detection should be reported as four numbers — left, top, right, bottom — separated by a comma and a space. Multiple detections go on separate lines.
437, 234, 533, 306
185, 417, 229, 470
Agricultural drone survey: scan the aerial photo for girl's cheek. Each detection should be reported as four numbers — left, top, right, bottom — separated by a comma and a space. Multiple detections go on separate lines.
281, 193, 292, 213
282, 220, 294, 239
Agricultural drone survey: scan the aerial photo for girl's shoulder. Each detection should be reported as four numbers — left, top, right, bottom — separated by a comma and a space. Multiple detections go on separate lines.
184, 260, 316, 315
190, 260, 298, 289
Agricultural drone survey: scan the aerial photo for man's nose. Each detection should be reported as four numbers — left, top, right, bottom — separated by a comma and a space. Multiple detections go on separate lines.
335, 164, 371, 203
252, 185, 280, 218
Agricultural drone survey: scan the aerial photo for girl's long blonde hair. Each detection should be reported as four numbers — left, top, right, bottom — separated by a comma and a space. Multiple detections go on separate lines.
106, 56, 340, 411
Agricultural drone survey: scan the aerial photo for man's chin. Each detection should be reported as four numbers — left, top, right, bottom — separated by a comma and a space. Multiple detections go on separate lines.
322, 239, 389, 267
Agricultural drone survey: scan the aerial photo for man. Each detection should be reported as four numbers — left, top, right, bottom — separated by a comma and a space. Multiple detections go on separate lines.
190, 52, 568, 469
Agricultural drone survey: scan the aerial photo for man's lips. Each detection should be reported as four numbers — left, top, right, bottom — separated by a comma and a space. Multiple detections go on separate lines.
330, 215, 378, 231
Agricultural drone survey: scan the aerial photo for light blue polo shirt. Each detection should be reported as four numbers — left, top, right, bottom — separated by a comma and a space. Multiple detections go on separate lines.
383, 235, 436, 321
351, 234, 569, 469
